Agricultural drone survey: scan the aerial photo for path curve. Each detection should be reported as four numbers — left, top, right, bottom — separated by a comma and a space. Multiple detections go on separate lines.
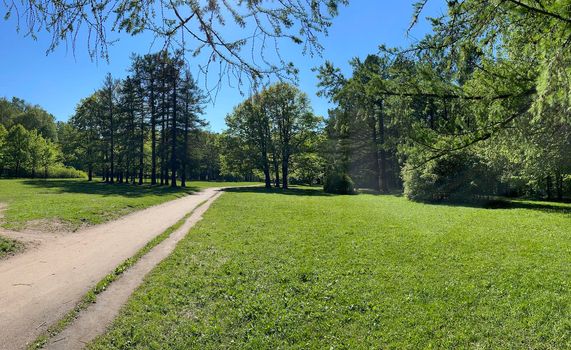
46, 190, 224, 349
0, 188, 221, 350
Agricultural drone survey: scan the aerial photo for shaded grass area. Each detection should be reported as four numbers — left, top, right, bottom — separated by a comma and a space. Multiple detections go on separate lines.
0, 179, 257, 231
0, 236, 22, 259
90, 188, 571, 349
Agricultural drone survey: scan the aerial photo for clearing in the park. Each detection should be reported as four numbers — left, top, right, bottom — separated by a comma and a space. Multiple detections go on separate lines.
87, 187, 571, 349
1, 0, 571, 349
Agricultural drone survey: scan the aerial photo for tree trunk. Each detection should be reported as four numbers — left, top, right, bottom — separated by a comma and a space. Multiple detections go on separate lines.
109, 96, 115, 184
181, 102, 189, 188
160, 112, 166, 185
370, 118, 381, 192
273, 157, 280, 188
262, 151, 271, 189
150, 80, 157, 185
556, 172, 563, 201
138, 107, 144, 185
170, 68, 178, 188
281, 154, 289, 189
160, 73, 166, 186
263, 167, 271, 189
546, 175, 553, 200
377, 100, 388, 193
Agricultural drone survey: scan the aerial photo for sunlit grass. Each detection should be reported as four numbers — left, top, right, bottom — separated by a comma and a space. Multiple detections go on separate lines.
0, 179, 257, 232
90, 187, 571, 349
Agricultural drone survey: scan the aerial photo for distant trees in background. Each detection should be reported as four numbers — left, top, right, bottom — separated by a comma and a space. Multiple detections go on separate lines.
0, 98, 80, 178
221, 83, 323, 189
317, 56, 404, 194
0, 51, 232, 185
0, 124, 79, 178
0, 97, 58, 141
65, 51, 207, 187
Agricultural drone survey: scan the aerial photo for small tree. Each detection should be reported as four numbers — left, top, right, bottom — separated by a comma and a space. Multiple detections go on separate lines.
0, 125, 7, 176
5, 125, 31, 177
40, 141, 59, 178
28, 130, 43, 178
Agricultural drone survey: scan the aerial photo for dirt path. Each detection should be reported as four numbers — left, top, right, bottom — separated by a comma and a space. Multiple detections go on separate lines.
45, 190, 224, 350
0, 188, 222, 350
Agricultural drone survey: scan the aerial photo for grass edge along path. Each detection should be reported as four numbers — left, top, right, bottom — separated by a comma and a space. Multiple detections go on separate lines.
28, 200, 208, 350
0, 179, 261, 232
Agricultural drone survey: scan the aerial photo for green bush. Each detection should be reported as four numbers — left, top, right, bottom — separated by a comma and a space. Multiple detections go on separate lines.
46, 165, 86, 179
403, 152, 494, 202
323, 172, 355, 194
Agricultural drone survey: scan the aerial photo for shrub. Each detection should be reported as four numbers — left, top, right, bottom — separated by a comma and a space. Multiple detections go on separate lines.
46, 165, 86, 179
323, 172, 355, 194
403, 152, 494, 202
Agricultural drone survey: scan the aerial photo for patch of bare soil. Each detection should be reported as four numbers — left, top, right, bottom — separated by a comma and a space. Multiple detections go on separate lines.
23, 218, 77, 235
0, 204, 62, 249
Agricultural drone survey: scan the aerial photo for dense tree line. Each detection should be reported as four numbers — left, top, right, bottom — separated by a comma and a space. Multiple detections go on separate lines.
0, 98, 81, 178
316, 1, 571, 200
0, 97, 58, 141
0, 124, 79, 178
65, 51, 207, 187
221, 83, 323, 189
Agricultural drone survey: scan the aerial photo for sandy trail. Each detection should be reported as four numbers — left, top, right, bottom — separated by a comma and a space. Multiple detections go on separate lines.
0, 188, 221, 350
46, 190, 224, 350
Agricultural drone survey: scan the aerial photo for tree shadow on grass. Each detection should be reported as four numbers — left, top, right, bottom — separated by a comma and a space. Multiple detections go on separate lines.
425, 198, 571, 216
223, 186, 335, 197
21, 179, 199, 198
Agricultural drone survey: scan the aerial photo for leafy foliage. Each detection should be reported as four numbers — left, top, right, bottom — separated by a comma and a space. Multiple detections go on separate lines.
3, 0, 348, 86
222, 83, 323, 189
0, 124, 65, 178
323, 171, 355, 194
317, 1, 571, 200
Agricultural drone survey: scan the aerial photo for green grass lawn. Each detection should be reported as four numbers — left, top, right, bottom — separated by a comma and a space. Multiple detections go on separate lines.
0, 179, 258, 232
89, 187, 571, 349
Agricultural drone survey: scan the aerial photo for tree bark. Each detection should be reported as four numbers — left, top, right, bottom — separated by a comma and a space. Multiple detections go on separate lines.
160, 91, 166, 186
546, 175, 553, 200
150, 78, 157, 185
170, 67, 178, 188
181, 106, 189, 188
370, 118, 381, 192
261, 146, 271, 189
556, 172, 563, 201
273, 156, 280, 188
281, 154, 289, 189
377, 100, 388, 193
109, 95, 115, 184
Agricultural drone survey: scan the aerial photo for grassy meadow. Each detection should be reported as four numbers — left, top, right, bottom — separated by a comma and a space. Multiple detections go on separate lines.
88, 187, 571, 349
0, 179, 256, 232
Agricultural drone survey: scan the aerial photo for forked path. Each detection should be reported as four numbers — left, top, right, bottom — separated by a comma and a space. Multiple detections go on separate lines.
0, 187, 222, 350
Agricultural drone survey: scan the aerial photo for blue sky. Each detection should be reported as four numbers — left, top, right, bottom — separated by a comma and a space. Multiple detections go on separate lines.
0, 1, 445, 131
